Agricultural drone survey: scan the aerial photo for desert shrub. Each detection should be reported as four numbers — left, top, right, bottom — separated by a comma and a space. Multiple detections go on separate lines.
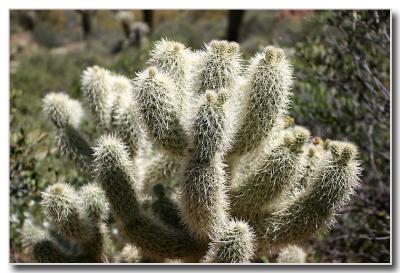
292, 10, 390, 262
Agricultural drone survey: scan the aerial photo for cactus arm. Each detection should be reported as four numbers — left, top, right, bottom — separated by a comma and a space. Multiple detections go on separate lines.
180, 90, 230, 240
230, 127, 310, 219
227, 46, 293, 160
78, 183, 111, 261
93, 135, 206, 261
147, 39, 192, 102
41, 183, 107, 262
261, 141, 361, 249
81, 66, 116, 130
22, 222, 93, 263
42, 92, 93, 171
111, 93, 144, 158
55, 126, 93, 170
133, 67, 188, 156
32, 239, 88, 263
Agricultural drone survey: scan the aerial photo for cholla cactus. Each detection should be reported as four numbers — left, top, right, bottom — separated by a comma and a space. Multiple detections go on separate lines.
24, 39, 362, 263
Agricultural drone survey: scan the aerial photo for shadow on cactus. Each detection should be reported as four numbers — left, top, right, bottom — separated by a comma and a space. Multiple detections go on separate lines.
23, 38, 362, 263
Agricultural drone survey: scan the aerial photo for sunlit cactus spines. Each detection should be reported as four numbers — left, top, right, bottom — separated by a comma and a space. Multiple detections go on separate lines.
203, 220, 256, 263
147, 39, 192, 97
227, 45, 293, 160
42, 92, 92, 170
110, 93, 144, 158
25, 38, 362, 263
115, 244, 142, 263
92, 134, 206, 261
41, 183, 84, 239
79, 183, 109, 222
42, 92, 84, 129
276, 245, 306, 263
230, 126, 310, 219
181, 156, 229, 241
133, 66, 188, 156
189, 89, 229, 162
261, 140, 361, 249
25, 182, 110, 262
81, 66, 116, 130
193, 40, 242, 94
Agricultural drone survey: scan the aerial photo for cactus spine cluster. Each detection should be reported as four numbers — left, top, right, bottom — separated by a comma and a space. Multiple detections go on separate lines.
24, 38, 361, 263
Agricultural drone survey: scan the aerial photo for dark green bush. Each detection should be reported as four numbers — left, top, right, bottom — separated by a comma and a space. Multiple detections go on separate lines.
292, 10, 390, 263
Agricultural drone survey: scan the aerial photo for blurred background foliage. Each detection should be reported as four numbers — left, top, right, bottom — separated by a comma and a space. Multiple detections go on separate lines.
9, 10, 390, 263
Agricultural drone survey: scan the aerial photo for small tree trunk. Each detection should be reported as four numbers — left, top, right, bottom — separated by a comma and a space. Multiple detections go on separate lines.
226, 10, 245, 42
143, 10, 153, 32
79, 10, 92, 40
121, 20, 131, 39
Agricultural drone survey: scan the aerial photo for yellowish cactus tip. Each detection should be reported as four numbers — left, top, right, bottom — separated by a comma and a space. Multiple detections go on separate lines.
217, 90, 228, 106
284, 115, 295, 128
172, 43, 184, 53
308, 147, 316, 158
148, 67, 158, 78
340, 143, 358, 163
53, 184, 65, 194
264, 46, 285, 65
205, 90, 217, 104
210, 40, 229, 55
227, 42, 240, 55
312, 136, 322, 146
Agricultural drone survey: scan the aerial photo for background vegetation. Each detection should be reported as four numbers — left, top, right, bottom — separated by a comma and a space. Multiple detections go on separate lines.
9, 10, 390, 263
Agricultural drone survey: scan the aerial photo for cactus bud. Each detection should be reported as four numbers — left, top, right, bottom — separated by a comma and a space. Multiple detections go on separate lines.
283, 115, 295, 128
312, 136, 322, 146
328, 141, 358, 166
285, 127, 310, 153
148, 67, 157, 78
